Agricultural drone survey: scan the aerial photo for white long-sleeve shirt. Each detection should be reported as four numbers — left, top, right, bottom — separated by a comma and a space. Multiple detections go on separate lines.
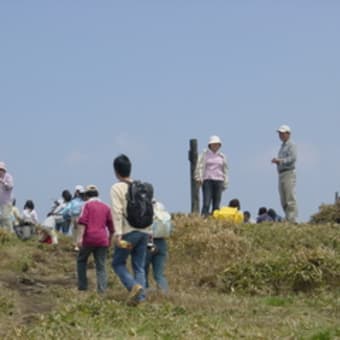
22, 208, 39, 224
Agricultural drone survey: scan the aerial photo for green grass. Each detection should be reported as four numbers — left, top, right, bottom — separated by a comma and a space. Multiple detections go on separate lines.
0, 216, 339, 339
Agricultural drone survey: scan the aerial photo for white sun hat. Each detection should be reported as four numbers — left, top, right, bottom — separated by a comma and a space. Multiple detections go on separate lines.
0, 162, 7, 171
208, 135, 222, 145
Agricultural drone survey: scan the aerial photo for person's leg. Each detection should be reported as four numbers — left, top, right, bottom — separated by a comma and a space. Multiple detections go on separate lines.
211, 180, 224, 212
112, 244, 134, 290
71, 217, 79, 248
151, 238, 169, 293
93, 247, 108, 293
130, 232, 148, 301
55, 221, 62, 232
201, 180, 213, 216
144, 247, 152, 289
62, 219, 71, 235
282, 172, 297, 222
77, 246, 92, 290
112, 231, 145, 292
0, 203, 13, 232
278, 174, 287, 219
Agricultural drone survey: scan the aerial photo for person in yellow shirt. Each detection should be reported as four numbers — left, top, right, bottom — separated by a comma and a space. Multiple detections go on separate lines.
213, 198, 244, 223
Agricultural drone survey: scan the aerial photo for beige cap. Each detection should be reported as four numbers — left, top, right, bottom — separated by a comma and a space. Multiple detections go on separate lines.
85, 184, 98, 192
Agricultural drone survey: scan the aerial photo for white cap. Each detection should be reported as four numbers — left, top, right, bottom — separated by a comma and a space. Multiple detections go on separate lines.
277, 125, 291, 133
208, 135, 222, 145
75, 185, 85, 193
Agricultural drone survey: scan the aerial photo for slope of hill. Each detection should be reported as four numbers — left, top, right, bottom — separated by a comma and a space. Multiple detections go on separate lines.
0, 217, 339, 339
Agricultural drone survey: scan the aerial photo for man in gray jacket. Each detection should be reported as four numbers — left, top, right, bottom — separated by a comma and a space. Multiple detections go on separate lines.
271, 125, 298, 223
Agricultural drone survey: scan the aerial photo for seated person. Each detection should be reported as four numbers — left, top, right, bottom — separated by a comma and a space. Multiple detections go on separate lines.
243, 210, 255, 224
213, 198, 244, 223
22, 200, 39, 225
267, 208, 283, 222
14, 200, 39, 240
256, 207, 273, 223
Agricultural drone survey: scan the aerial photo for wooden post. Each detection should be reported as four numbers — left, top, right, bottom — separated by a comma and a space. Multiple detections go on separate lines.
335, 192, 339, 204
189, 139, 200, 213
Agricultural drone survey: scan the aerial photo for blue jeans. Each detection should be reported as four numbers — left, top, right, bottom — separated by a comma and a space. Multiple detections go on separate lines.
201, 179, 224, 216
55, 217, 71, 235
145, 238, 168, 293
112, 231, 148, 301
77, 246, 108, 293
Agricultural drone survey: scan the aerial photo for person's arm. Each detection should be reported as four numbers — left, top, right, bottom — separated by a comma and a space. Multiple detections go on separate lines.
106, 208, 115, 246
0, 173, 13, 190
76, 224, 86, 248
110, 184, 125, 245
32, 210, 39, 224
77, 203, 88, 248
222, 154, 229, 190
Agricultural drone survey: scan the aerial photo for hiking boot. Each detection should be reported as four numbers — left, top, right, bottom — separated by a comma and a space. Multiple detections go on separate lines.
127, 284, 143, 303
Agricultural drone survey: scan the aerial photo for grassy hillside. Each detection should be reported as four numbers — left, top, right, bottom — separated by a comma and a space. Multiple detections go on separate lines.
0, 216, 339, 339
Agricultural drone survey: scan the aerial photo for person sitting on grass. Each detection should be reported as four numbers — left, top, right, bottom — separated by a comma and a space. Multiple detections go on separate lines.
256, 207, 273, 223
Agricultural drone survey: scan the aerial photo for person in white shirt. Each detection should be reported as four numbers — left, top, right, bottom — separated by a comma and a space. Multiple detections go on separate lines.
22, 200, 39, 225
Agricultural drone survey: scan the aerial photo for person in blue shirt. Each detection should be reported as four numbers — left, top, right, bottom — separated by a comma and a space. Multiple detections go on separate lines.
62, 185, 86, 250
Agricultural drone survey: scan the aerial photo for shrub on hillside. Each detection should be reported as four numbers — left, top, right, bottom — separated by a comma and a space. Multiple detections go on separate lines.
219, 247, 340, 295
310, 201, 340, 224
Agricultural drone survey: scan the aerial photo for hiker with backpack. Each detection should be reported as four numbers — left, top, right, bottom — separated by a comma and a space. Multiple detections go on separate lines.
145, 200, 172, 294
110, 154, 153, 305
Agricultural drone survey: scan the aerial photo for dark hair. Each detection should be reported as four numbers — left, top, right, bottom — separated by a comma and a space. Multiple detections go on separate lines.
113, 154, 131, 177
62, 190, 72, 202
24, 200, 34, 210
258, 207, 267, 215
267, 208, 277, 220
244, 211, 251, 218
85, 189, 99, 199
229, 198, 241, 210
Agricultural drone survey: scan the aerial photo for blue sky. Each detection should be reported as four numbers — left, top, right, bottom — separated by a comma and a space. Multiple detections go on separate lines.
1, 1, 339, 222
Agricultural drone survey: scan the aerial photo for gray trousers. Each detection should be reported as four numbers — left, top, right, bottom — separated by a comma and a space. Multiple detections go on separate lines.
278, 171, 298, 222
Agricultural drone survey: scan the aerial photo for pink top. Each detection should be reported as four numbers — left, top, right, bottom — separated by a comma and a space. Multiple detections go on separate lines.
203, 149, 225, 181
78, 198, 114, 247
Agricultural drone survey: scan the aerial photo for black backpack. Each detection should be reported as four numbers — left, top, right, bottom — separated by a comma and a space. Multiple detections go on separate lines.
126, 180, 154, 228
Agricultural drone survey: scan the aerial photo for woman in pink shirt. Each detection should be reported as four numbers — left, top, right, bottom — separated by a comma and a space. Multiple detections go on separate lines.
76, 185, 114, 293
195, 136, 229, 217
